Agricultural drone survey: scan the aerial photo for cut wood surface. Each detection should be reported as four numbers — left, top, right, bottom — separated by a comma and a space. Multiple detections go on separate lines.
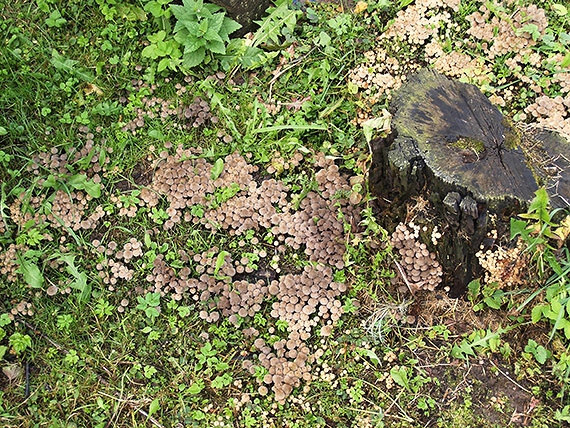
370, 68, 570, 295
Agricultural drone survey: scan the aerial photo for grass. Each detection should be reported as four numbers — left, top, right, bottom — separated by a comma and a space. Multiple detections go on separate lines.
1, 0, 569, 427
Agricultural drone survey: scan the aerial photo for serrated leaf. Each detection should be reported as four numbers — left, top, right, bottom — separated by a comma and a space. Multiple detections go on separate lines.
180, 35, 204, 53
145, 307, 159, 319
206, 40, 226, 54
146, 292, 161, 307
59, 255, 90, 302
0, 346, 7, 360
0, 314, 11, 327
527, 188, 550, 222
253, 4, 299, 47
535, 345, 548, 364
208, 12, 225, 34
220, 17, 241, 38
50, 50, 93, 82
182, 46, 206, 68
510, 218, 529, 239
467, 279, 480, 302
204, 26, 224, 43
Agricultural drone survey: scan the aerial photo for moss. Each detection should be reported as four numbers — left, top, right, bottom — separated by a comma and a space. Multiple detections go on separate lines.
502, 118, 522, 150
451, 137, 486, 154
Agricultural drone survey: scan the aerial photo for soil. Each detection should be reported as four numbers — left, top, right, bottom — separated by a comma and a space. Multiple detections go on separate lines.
425, 358, 536, 427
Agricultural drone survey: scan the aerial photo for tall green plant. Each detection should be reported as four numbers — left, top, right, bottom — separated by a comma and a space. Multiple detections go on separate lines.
171, 0, 241, 68
512, 189, 570, 341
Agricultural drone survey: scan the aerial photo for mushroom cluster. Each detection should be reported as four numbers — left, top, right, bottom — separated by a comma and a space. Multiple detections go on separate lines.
29, 135, 109, 181
0, 138, 363, 404
0, 244, 26, 283
10, 300, 33, 318
348, 0, 567, 136
20, 134, 109, 232
466, 4, 547, 61
121, 79, 217, 134
47, 190, 105, 231
385, 0, 459, 47
347, 49, 406, 121
206, 178, 289, 236
266, 151, 304, 175
142, 148, 259, 230
94, 239, 142, 289
272, 192, 348, 269
145, 254, 193, 300
390, 223, 442, 292
476, 240, 528, 287
246, 334, 312, 403
29, 147, 69, 176
7, 193, 45, 229
525, 95, 570, 138
236, 265, 344, 403
268, 265, 345, 333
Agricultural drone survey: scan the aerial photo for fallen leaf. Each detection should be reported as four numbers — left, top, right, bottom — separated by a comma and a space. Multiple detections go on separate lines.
553, 215, 570, 241
84, 83, 103, 96
2, 364, 23, 382
354, 1, 368, 14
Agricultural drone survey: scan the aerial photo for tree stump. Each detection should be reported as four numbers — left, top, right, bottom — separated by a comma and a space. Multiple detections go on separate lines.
210, 0, 274, 36
369, 68, 570, 296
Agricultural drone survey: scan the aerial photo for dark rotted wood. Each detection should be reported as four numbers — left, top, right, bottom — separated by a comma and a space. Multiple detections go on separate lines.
210, 0, 274, 36
369, 68, 570, 296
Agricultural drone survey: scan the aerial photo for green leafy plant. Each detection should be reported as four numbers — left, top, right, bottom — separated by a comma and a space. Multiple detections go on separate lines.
142, 30, 182, 72
467, 279, 506, 311
252, 0, 299, 48
512, 189, 570, 341
451, 328, 505, 360
136, 292, 161, 322
171, 0, 241, 68
524, 339, 551, 364
45, 10, 67, 28
43, 173, 102, 198
0, 150, 12, 168
9, 332, 32, 355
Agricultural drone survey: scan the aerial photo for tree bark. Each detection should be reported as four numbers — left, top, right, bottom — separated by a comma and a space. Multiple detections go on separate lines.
369, 69, 570, 296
